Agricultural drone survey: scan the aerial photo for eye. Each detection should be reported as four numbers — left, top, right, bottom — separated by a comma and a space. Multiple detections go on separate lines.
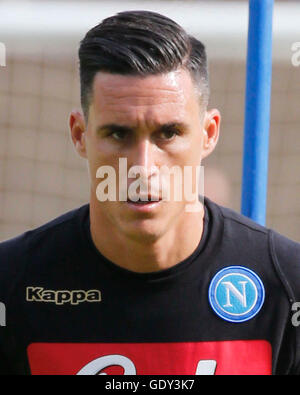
157, 128, 180, 141
107, 128, 130, 141
110, 130, 127, 141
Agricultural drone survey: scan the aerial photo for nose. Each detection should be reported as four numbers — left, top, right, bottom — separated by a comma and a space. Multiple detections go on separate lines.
129, 138, 157, 178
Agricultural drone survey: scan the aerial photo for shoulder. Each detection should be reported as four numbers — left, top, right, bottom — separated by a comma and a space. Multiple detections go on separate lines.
269, 229, 300, 301
204, 196, 270, 245
0, 204, 88, 256
205, 196, 300, 299
0, 204, 89, 299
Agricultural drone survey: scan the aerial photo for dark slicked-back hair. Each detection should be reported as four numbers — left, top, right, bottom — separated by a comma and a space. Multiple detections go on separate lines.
79, 10, 209, 119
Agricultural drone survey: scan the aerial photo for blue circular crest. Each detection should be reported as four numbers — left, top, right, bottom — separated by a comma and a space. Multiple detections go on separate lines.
208, 266, 265, 323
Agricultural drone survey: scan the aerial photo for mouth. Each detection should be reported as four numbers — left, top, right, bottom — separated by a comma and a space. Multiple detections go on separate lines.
125, 196, 163, 212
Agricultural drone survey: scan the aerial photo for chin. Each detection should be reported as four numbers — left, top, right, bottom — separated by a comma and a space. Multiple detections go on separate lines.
121, 219, 164, 244
110, 202, 185, 243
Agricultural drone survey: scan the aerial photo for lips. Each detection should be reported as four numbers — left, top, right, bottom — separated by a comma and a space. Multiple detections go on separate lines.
125, 195, 163, 212
127, 195, 161, 203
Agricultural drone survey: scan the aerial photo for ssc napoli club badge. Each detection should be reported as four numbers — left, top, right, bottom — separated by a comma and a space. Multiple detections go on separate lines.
208, 266, 265, 323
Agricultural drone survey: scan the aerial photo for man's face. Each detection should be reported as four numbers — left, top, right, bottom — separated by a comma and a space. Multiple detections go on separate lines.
72, 69, 219, 242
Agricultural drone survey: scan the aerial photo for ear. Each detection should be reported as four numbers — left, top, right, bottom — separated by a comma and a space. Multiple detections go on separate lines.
201, 109, 221, 160
69, 109, 87, 159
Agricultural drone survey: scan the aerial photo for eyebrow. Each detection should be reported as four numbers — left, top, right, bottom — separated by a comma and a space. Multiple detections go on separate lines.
96, 122, 189, 134
96, 124, 135, 134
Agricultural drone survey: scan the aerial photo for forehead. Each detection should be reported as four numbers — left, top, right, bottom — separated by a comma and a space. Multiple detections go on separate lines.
91, 69, 197, 125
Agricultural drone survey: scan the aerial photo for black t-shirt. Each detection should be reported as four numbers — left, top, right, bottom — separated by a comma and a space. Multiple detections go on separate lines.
0, 196, 300, 375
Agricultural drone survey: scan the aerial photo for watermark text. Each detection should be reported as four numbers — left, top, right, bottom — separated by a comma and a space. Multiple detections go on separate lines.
291, 42, 300, 67
95, 159, 205, 213
291, 302, 300, 327
0, 42, 6, 67
0, 302, 6, 326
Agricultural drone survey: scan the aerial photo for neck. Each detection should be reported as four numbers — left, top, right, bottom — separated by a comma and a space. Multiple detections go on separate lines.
89, 199, 205, 274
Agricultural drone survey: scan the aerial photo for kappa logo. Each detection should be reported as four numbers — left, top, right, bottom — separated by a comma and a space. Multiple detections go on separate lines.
26, 287, 101, 305
208, 266, 265, 323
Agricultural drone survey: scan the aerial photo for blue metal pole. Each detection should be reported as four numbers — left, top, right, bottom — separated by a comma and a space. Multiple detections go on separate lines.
241, 0, 274, 225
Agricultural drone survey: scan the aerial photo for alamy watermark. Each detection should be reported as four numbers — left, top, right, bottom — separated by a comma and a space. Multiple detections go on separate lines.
291, 302, 300, 327
291, 42, 300, 67
0, 42, 6, 67
95, 159, 205, 213
0, 302, 5, 326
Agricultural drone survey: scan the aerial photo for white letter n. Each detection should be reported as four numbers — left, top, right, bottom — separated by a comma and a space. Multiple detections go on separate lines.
222, 281, 247, 308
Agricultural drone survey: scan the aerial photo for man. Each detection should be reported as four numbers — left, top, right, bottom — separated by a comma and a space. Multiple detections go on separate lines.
0, 10, 300, 375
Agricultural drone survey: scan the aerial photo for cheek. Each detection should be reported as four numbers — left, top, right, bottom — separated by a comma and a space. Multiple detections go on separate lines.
85, 142, 118, 189
167, 136, 203, 167
86, 132, 117, 165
